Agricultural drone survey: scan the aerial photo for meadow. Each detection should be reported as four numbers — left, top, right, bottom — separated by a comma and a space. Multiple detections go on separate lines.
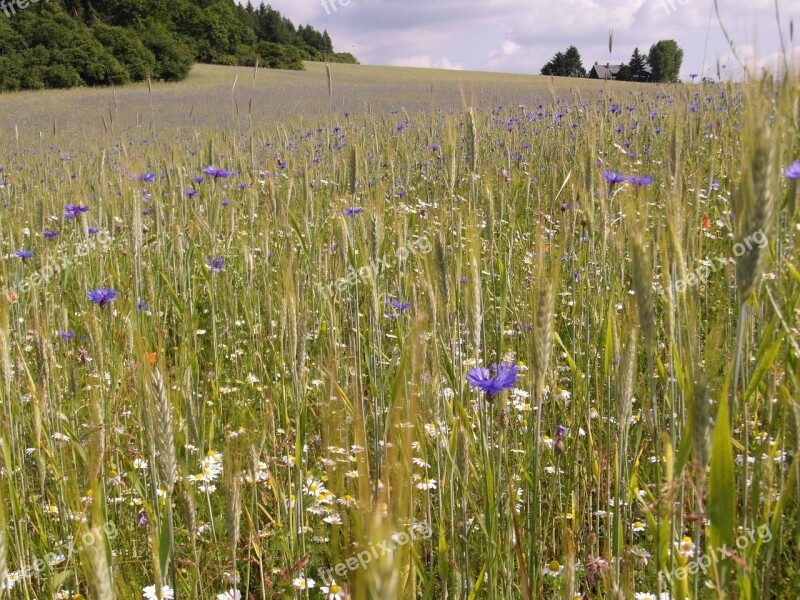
0, 61, 798, 599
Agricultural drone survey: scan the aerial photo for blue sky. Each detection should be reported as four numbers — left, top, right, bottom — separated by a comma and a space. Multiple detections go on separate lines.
243, 0, 799, 80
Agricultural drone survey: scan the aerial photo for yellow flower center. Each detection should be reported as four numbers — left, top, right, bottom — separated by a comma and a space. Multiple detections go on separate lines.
548, 560, 560, 571
330, 584, 340, 593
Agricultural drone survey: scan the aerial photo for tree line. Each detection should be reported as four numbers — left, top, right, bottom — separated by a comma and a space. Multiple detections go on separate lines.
540, 40, 684, 83
0, 0, 358, 92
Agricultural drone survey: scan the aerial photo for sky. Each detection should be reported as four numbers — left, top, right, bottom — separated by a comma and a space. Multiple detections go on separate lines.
242, 0, 800, 80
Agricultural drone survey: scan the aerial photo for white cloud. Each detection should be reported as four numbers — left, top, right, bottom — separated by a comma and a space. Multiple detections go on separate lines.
246, 0, 799, 79
391, 56, 464, 70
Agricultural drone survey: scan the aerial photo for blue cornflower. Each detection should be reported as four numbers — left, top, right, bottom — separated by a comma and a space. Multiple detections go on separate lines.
12, 249, 33, 260
466, 362, 519, 396
603, 171, 626, 187
203, 166, 231, 179
137, 299, 148, 311
59, 331, 75, 340
185, 189, 199, 197
134, 173, 156, 183
344, 207, 363, 216
193, 177, 205, 184
66, 204, 89, 215
785, 161, 800, 181
206, 256, 225, 273
387, 299, 411, 311
87, 288, 117, 306
43, 230, 58, 239
627, 175, 654, 187
88, 227, 99, 235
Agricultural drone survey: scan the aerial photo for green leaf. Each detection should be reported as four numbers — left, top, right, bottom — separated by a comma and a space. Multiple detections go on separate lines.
708, 394, 736, 565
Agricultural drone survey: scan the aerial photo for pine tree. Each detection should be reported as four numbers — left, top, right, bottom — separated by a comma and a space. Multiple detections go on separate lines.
541, 46, 585, 78
628, 47, 648, 82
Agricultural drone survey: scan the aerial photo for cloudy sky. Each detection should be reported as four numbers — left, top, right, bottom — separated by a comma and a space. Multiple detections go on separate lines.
244, 0, 799, 80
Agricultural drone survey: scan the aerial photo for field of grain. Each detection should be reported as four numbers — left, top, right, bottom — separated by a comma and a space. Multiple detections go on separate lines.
0, 61, 798, 600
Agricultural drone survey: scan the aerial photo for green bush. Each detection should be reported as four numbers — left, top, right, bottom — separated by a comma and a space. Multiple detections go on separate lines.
255, 41, 304, 70
21, 66, 47, 91
59, 38, 130, 85
0, 55, 25, 92
140, 23, 194, 81
92, 24, 156, 81
42, 64, 84, 89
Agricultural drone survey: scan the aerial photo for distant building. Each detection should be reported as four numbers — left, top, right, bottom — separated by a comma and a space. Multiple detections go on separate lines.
589, 62, 653, 80
590, 63, 622, 80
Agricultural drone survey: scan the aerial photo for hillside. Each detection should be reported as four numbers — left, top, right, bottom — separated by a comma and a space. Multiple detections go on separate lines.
0, 0, 357, 92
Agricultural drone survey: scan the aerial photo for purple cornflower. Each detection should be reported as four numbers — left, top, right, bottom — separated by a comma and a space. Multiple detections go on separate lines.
12, 249, 33, 260
43, 230, 58, 238
603, 171, 626, 187
66, 204, 89, 215
133, 173, 156, 183
387, 299, 411, 311
137, 299, 148, 311
785, 161, 800, 181
344, 207, 363, 216
203, 166, 231, 179
466, 362, 519, 396
185, 189, 199, 197
206, 256, 225, 273
193, 177, 205, 184
59, 331, 76, 340
88, 227, 99, 235
87, 288, 117, 306
627, 175, 654, 187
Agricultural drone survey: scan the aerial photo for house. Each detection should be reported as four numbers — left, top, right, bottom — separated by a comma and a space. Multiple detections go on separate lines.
589, 62, 653, 80
590, 63, 622, 80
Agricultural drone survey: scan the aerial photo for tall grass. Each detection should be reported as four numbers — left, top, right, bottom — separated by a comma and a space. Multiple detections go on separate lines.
0, 62, 797, 600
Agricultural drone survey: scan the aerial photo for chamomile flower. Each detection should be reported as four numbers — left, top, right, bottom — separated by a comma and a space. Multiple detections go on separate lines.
292, 575, 315, 590
675, 536, 696, 559
321, 580, 346, 599
142, 584, 174, 599
542, 560, 564, 576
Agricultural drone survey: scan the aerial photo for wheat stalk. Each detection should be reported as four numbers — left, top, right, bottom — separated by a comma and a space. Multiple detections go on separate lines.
532, 280, 555, 397
150, 367, 177, 496
85, 526, 115, 600
735, 124, 775, 303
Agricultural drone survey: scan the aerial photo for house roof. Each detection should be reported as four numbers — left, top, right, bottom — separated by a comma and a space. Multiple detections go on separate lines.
591, 62, 653, 79
591, 63, 622, 78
